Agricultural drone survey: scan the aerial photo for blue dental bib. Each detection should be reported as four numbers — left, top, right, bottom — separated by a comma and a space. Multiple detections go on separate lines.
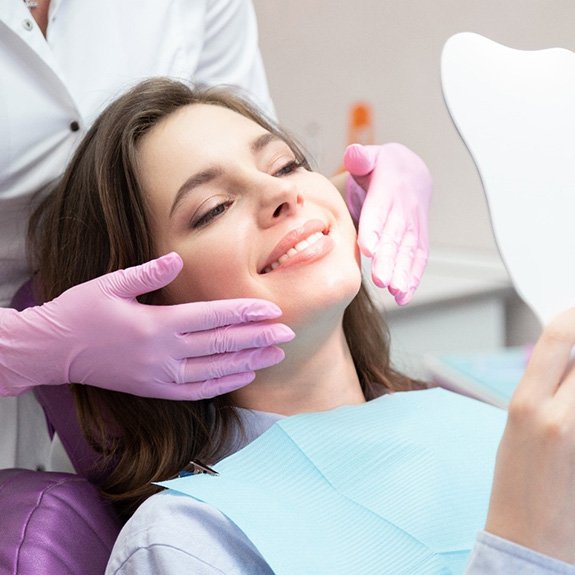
160, 388, 506, 574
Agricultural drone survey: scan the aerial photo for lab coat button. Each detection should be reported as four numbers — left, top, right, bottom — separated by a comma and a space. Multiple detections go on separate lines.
69, 121, 80, 132
22, 19, 34, 31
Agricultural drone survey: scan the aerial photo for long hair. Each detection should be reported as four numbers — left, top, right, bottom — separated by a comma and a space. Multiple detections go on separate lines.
29, 78, 422, 519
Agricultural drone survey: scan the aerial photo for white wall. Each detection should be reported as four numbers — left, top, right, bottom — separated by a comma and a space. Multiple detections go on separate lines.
253, 0, 573, 256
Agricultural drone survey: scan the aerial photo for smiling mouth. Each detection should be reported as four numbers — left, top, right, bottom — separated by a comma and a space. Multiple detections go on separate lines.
261, 230, 327, 274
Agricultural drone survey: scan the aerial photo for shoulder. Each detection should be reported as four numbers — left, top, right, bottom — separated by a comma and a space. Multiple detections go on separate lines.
106, 491, 273, 575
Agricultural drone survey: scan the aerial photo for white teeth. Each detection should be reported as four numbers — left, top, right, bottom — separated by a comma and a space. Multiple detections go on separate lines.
263, 231, 324, 273
295, 239, 310, 251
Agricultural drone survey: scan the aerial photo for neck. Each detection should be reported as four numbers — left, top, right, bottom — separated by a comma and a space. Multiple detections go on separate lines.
25, 0, 50, 37
229, 320, 365, 416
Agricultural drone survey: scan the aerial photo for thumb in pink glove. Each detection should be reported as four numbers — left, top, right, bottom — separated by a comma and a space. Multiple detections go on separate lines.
0, 252, 294, 400
344, 143, 432, 305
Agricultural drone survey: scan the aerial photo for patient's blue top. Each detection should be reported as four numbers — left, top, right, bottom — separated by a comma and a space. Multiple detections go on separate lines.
106, 389, 575, 574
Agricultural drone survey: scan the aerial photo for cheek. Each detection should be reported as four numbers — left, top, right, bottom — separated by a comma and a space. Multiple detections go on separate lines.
167, 270, 224, 305
160, 250, 251, 305
155, 215, 258, 304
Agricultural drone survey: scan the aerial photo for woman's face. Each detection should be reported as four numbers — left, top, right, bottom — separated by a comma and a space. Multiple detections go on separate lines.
138, 103, 361, 328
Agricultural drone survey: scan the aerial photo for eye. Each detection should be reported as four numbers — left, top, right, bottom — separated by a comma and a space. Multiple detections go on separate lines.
191, 199, 233, 229
274, 160, 304, 177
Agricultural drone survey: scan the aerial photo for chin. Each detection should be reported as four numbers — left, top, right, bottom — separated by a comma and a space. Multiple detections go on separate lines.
280, 269, 362, 330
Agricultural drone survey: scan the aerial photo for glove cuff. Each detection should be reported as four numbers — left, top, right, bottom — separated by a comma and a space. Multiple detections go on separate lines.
0, 305, 69, 394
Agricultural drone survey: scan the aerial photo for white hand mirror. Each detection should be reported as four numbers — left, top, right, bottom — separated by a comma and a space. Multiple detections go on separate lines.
441, 32, 575, 327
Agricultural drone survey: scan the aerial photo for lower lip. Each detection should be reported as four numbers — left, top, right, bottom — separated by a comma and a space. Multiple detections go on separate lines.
264, 233, 335, 274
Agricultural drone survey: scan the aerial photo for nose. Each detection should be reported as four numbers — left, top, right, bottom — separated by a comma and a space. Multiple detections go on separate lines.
257, 175, 304, 228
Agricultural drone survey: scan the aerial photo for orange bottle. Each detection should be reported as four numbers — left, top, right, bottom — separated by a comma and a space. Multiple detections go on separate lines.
348, 102, 374, 147
335, 101, 374, 174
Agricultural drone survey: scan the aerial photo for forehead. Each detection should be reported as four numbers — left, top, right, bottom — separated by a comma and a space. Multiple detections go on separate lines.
142, 103, 266, 152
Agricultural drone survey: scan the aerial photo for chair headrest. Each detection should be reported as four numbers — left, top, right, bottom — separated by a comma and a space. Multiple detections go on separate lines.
0, 469, 122, 575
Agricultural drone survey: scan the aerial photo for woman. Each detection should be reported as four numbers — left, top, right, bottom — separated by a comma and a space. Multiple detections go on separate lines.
31, 79, 575, 574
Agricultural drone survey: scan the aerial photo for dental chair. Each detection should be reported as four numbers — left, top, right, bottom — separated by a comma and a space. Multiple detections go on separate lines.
1, 280, 122, 575
0, 469, 121, 574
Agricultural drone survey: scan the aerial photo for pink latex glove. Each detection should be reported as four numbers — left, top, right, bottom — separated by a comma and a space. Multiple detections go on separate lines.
0, 252, 294, 399
344, 143, 432, 305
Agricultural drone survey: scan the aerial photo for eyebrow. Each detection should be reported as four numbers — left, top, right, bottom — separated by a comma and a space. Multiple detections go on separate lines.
169, 132, 283, 219
251, 132, 281, 154
170, 167, 223, 218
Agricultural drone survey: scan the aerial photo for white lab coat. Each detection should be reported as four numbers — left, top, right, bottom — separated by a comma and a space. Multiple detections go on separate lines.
0, 0, 274, 470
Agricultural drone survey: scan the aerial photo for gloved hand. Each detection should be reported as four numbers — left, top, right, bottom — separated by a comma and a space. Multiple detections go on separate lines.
344, 143, 432, 305
0, 252, 294, 399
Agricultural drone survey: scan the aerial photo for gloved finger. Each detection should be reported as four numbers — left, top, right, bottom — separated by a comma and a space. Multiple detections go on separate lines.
394, 288, 415, 307
102, 252, 184, 298
394, 248, 428, 306
408, 247, 429, 292
127, 371, 256, 400
357, 201, 393, 259
189, 372, 258, 400
178, 346, 285, 384
369, 214, 406, 288
166, 298, 284, 334
356, 186, 394, 258
177, 322, 295, 358
388, 229, 419, 297
343, 144, 378, 177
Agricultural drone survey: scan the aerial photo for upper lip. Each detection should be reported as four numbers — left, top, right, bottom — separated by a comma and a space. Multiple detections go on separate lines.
258, 219, 328, 274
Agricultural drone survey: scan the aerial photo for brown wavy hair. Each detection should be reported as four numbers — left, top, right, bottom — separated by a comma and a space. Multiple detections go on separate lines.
29, 78, 423, 520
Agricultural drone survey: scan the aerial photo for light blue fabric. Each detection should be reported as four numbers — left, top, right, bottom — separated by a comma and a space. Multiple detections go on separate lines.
160, 388, 506, 575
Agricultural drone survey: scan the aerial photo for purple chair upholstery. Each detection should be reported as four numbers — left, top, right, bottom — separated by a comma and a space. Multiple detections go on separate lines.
0, 469, 122, 575
9, 279, 36, 314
